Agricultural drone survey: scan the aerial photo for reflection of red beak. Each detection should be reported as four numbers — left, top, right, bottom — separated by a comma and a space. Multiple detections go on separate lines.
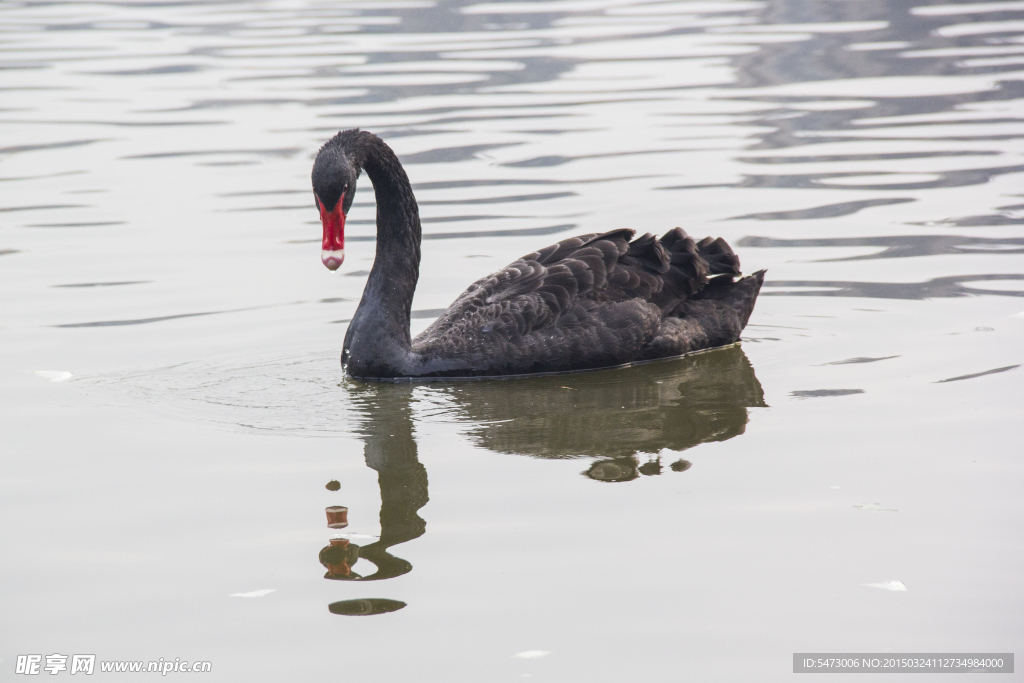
318, 193, 345, 271
326, 505, 349, 529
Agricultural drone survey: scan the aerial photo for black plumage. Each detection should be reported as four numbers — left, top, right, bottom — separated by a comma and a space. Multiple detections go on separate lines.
313, 130, 764, 380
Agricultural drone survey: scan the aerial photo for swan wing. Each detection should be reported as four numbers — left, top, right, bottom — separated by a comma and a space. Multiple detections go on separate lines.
411, 228, 745, 374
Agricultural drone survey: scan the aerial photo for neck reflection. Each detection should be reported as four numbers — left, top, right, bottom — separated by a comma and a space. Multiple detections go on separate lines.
321, 383, 428, 584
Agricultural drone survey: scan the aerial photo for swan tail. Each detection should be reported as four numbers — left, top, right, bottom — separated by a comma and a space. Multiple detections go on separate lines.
692, 269, 766, 329
644, 270, 765, 359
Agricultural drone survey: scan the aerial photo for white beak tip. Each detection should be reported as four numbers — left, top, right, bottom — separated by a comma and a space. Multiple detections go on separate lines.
322, 249, 345, 271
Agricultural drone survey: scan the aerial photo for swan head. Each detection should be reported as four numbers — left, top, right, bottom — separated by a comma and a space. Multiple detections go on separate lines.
312, 136, 359, 271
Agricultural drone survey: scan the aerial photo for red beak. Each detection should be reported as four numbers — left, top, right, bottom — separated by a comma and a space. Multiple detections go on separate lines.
318, 193, 345, 271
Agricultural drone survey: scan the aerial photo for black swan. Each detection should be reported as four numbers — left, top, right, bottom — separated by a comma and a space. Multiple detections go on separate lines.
312, 129, 764, 380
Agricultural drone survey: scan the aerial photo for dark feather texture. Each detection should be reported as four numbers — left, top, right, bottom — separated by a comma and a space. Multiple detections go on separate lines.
312, 130, 764, 379
411, 229, 763, 377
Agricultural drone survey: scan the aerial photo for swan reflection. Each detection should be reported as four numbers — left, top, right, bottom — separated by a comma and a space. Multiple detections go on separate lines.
321, 383, 428, 584
584, 455, 692, 483
327, 598, 406, 616
322, 346, 763, 607
433, 344, 765, 469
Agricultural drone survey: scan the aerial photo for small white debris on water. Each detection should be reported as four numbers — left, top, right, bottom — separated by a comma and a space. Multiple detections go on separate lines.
830, 485, 840, 489
34, 371, 72, 382
514, 651, 551, 660
865, 581, 906, 591
854, 503, 897, 512
230, 589, 276, 598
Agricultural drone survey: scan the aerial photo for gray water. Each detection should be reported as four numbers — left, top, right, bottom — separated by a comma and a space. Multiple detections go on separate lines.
2, 0, 1022, 680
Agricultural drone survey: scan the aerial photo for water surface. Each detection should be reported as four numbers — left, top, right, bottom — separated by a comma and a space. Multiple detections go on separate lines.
1, 0, 1022, 680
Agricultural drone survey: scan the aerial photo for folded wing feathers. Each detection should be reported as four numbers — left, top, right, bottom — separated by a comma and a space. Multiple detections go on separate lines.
448, 227, 741, 336
695, 235, 742, 276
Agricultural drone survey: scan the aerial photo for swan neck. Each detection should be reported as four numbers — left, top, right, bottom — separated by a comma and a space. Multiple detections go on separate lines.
345, 132, 421, 376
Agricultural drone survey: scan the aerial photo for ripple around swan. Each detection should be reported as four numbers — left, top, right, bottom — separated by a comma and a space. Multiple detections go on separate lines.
80, 344, 765, 449
81, 351, 354, 436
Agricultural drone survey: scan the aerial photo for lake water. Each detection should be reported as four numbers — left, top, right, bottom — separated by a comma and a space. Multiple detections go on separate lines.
2, 0, 1022, 680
